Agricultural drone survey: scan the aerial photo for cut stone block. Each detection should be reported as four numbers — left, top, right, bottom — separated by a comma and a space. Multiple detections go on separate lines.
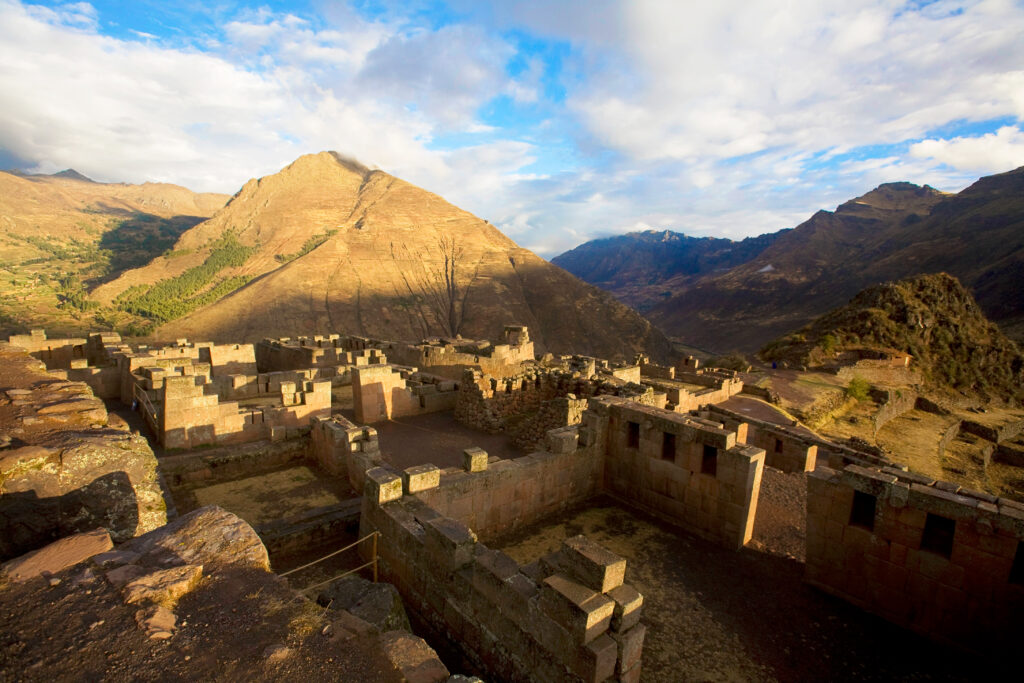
607, 584, 643, 632
562, 535, 626, 593
572, 633, 617, 683
424, 517, 477, 572
1, 528, 112, 583
403, 465, 441, 494
365, 467, 403, 505
611, 623, 646, 674
539, 573, 614, 645
463, 447, 488, 472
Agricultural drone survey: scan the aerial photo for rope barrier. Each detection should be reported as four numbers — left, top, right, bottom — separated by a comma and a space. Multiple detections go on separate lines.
279, 531, 379, 578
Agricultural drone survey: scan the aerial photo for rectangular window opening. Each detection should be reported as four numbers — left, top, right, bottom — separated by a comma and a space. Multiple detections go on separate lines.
627, 421, 640, 449
849, 490, 877, 531
774, 438, 784, 453
920, 513, 955, 558
662, 432, 676, 462
1010, 542, 1024, 586
701, 444, 718, 476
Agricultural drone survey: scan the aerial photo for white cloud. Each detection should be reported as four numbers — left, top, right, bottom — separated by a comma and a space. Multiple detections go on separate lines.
910, 126, 1024, 174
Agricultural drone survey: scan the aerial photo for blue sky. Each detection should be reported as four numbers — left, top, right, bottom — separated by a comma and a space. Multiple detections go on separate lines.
1, 0, 1022, 257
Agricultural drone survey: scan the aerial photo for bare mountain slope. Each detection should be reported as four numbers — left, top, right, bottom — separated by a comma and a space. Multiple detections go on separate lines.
99, 152, 669, 360
0, 170, 228, 335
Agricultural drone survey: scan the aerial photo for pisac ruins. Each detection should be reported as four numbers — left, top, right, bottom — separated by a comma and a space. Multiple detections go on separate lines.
1, 325, 1021, 680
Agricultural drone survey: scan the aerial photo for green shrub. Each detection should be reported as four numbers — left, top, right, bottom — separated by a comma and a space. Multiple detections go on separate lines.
846, 376, 870, 401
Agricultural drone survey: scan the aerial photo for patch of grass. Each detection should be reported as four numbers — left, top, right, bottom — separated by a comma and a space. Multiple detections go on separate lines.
275, 230, 337, 264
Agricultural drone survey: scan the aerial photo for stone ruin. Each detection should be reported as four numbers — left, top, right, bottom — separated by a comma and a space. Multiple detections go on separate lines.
3, 324, 1023, 680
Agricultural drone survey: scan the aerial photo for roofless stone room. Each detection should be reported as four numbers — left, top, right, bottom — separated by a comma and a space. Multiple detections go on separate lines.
2, 1, 1023, 681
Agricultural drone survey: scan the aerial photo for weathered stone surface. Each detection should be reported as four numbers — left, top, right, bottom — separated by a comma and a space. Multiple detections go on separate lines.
462, 447, 488, 473
562, 535, 626, 593
607, 584, 644, 632
123, 564, 204, 606
380, 630, 450, 683
318, 576, 411, 633
403, 465, 441, 495
135, 604, 177, 639
1, 528, 112, 582
123, 505, 270, 572
539, 573, 615, 645
366, 467, 403, 505
104, 563, 147, 588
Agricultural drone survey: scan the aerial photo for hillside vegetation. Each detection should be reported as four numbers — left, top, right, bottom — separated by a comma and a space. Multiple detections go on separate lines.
761, 273, 1024, 403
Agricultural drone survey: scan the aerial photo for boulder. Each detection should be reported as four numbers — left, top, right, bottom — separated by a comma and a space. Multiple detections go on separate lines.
318, 575, 411, 632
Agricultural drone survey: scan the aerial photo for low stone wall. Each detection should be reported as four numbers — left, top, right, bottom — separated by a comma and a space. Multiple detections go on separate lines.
741, 384, 781, 404
412, 432, 602, 542
352, 365, 458, 423
871, 388, 918, 437
801, 389, 849, 427
962, 419, 1024, 444
7, 329, 87, 369
639, 361, 675, 380
360, 471, 645, 682
259, 499, 363, 558
994, 441, 1024, 468
937, 420, 962, 463
158, 439, 309, 489
598, 398, 765, 549
806, 464, 1024, 651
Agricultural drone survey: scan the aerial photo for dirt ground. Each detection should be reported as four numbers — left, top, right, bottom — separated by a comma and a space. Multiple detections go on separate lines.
176, 465, 355, 526
370, 411, 523, 470
495, 491, 995, 682
0, 561, 402, 683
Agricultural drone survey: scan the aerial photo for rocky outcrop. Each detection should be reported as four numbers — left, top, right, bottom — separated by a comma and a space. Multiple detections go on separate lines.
0, 527, 112, 583
0, 344, 166, 560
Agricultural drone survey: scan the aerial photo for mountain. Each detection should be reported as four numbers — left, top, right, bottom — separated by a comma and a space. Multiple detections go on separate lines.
0, 170, 229, 335
94, 152, 670, 361
551, 229, 784, 312
639, 169, 1024, 352
761, 273, 1024, 403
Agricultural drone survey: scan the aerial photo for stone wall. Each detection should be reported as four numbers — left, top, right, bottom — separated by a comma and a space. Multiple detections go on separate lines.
360, 470, 645, 682
597, 398, 765, 549
160, 374, 331, 449
937, 420, 962, 464
743, 422, 818, 473
638, 360, 675, 380
7, 329, 87, 369
256, 335, 385, 373
806, 464, 1024, 650
158, 439, 309, 489
509, 396, 588, 452
308, 415, 383, 494
455, 367, 662, 435
740, 384, 781, 404
871, 388, 918, 437
413, 433, 601, 542
352, 365, 458, 423
961, 419, 1024, 444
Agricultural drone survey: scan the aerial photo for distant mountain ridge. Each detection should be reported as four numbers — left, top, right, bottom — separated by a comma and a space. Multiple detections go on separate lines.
551, 229, 786, 312
556, 167, 1024, 353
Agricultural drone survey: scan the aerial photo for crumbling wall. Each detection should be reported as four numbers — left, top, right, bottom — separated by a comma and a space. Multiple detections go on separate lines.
961, 419, 1024, 444
740, 422, 817, 473
256, 335, 385, 373
597, 398, 765, 549
309, 415, 383, 493
202, 343, 258, 376
360, 469, 644, 682
806, 464, 1024, 650
352, 365, 458, 423
937, 420, 962, 463
455, 368, 661, 435
871, 388, 918, 437
160, 375, 331, 449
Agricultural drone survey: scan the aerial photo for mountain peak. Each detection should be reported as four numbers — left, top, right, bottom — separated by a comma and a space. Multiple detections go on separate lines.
52, 169, 96, 182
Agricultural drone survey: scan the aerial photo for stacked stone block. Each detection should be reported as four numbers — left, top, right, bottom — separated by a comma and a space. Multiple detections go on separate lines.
806, 464, 1024, 650
309, 415, 382, 492
360, 468, 644, 682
